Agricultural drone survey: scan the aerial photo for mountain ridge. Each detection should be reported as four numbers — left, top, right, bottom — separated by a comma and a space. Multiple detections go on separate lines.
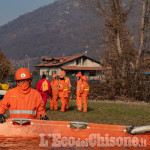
0, 0, 102, 63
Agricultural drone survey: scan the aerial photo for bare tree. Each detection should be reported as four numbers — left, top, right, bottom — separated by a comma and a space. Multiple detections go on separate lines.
0, 49, 14, 83
77, 0, 150, 100
78, 0, 135, 78
135, 0, 150, 77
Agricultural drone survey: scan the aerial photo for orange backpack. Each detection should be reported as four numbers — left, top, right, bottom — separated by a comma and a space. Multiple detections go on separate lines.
42, 80, 49, 92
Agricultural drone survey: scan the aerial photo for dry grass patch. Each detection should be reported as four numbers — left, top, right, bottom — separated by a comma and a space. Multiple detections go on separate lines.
46, 100, 150, 126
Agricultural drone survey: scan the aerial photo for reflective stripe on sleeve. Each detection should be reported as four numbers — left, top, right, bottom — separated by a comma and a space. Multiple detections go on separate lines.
64, 89, 68, 91
9, 110, 37, 115
84, 89, 89, 91
52, 87, 58, 89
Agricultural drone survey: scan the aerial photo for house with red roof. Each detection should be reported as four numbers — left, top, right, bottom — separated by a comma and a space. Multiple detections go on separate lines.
35, 54, 105, 80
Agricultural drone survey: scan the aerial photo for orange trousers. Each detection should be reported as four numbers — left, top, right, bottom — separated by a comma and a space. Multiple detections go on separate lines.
50, 95, 58, 111
66, 95, 69, 110
76, 94, 82, 111
60, 97, 67, 112
82, 95, 88, 112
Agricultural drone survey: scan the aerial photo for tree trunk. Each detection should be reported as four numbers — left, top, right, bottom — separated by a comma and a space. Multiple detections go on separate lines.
135, 0, 150, 72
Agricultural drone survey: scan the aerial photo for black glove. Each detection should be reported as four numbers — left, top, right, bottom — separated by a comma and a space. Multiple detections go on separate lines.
0, 114, 6, 123
40, 115, 49, 120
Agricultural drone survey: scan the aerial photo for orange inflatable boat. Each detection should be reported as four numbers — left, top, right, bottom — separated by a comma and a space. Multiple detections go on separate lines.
0, 118, 150, 149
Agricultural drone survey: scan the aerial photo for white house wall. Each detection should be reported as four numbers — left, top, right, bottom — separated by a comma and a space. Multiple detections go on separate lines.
40, 68, 48, 75
63, 57, 101, 67
40, 67, 61, 76
39, 56, 103, 80
84, 59, 100, 67
63, 60, 76, 66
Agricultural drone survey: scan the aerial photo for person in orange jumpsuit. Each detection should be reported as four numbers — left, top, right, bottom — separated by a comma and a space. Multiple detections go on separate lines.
60, 70, 71, 110
76, 72, 82, 111
58, 75, 69, 112
80, 75, 89, 112
50, 74, 59, 111
0, 67, 49, 123
36, 74, 51, 108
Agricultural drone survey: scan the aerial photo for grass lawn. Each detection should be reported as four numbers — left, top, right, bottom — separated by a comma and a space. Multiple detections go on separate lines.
45, 100, 150, 126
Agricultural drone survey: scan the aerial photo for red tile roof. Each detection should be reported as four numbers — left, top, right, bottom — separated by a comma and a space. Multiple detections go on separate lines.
61, 66, 105, 71
36, 54, 101, 67
36, 54, 84, 67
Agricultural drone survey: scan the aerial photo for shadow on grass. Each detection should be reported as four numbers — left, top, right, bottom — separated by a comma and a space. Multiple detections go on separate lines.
45, 107, 50, 111
87, 107, 94, 112
45, 106, 61, 111
67, 106, 94, 112
45, 103, 94, 112
68, 105, 77, 110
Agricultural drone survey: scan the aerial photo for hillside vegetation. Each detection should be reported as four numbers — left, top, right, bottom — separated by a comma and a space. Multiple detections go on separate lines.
0, 0, 102, 60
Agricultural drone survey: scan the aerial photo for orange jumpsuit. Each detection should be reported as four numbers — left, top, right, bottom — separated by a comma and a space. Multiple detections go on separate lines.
50, 79, 59, 110
65, 77, 71, 110
76, 79, 82, 111
59, 80, 69, 112
80, 81, 89, 112
0, 87, 46, 119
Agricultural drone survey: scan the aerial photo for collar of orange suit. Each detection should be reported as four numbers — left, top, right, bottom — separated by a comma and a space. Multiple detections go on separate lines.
16, 80, 31, 94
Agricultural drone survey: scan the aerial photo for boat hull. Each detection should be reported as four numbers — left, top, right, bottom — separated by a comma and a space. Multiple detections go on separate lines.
0, 119, 149, 149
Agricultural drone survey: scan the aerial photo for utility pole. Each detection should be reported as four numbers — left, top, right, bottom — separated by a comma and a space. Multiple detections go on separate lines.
26, 54, 29, 70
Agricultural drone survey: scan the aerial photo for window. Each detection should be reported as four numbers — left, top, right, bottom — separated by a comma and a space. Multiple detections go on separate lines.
89, 71, 96, 76
46, 71, 49, 76
76, 58, 81, 65
43, 60, 47, 64
52, 60, 57, 64
76, 59, 79, 65
82, 58, 86, 65
81, 71, 84, 75
52, 70, 57, 75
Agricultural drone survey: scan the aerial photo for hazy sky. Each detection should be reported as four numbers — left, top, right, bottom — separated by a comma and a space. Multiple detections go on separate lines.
0, 0, 56, 26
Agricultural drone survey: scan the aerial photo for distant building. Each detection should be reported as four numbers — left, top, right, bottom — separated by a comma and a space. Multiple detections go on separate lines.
35, 54, 105, 80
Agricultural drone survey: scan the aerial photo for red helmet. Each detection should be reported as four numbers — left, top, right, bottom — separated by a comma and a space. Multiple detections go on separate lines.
81, 75, 87, 81
60, 70, 66, 75
52, 74, 57, 78
76, 72, 82, 77
59, 75, 64, 79
15, 67, 32, 81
